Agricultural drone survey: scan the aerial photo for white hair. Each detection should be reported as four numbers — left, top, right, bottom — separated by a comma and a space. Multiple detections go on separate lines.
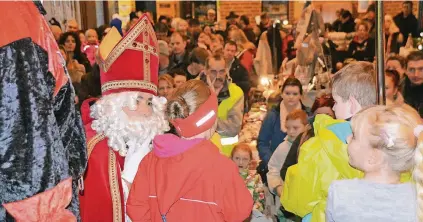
90, 91, 170, 156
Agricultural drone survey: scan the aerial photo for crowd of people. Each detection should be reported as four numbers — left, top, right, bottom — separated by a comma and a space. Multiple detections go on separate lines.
1, 1, 423, 222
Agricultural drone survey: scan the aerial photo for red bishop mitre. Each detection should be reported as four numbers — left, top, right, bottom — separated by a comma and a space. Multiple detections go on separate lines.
98, 14, 159, 96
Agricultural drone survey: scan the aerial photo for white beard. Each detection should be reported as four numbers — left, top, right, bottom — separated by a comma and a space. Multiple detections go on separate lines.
90, 92, 169, 182
91, 92, 169, 156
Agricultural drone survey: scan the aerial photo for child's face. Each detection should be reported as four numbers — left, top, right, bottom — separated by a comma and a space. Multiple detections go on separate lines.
385, 75, 398, 102
87, 31, 98, 44
232, 150, 251, 171
286, 119, 306, 141
332, 93, 353, 120
386, 60, 405, 77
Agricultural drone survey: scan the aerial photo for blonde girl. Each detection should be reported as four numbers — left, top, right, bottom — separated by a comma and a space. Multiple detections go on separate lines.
326, 104, 422, 222
229, 28, 256, 54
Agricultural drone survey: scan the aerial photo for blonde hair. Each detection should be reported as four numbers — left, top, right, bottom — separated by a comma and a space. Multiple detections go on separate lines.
356, 21, 369, 32
166, 80, 211, 120
332, 61, 376, 107
175, 19, 188, 32
351, 104, 423, 220
171, 17, 182, 30
229, 29, 255, 52
159, 74, 175, 88
385, 14, 400, 34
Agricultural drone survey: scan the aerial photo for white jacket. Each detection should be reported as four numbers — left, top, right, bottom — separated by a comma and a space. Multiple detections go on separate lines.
267, 138, 293, 194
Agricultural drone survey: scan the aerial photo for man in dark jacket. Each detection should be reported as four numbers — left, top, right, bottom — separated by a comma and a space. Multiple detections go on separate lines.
394, 1, 418, 40
332, 9, 343, 32
224, 41, 250, 101
404, 51, 423, 117
239, 15, 256, 43
340, 10, 355, 33
168, 32, 190, 74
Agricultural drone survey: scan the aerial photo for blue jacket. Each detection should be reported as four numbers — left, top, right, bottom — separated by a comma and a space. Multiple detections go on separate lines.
258, 103, 309, 166
257, 105, 286, 167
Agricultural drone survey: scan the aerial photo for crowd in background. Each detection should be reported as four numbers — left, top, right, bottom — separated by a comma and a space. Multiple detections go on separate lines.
48, 1, 423, 221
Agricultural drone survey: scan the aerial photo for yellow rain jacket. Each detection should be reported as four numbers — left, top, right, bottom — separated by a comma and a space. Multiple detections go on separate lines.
211, 133, 222, 150
281, 114, 410, 222
217, 83, 244, 156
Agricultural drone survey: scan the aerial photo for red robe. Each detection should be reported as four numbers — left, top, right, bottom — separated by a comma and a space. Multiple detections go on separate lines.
79, 99, 125, 222
127, 134, 253, 221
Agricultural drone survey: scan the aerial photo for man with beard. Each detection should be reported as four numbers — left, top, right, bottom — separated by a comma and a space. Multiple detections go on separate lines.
200, 52, 244, 156
0, 1, 86, 221
79, 15, 169, 222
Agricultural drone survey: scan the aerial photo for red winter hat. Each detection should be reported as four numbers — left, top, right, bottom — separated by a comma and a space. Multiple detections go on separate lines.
98, 14, 159, 96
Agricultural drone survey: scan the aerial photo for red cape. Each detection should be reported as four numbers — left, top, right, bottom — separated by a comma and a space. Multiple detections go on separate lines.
79, 100, 125, 222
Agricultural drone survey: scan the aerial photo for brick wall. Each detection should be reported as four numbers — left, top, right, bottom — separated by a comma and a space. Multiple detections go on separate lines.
218, 1, 262, 25
288, 1, 295, 24
211, 1, 420, 27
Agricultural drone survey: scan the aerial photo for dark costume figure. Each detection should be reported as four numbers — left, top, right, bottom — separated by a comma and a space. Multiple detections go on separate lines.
0, 1, 87, 221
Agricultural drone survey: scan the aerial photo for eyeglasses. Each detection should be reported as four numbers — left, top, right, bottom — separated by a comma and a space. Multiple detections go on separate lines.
407, 67, 423, 74
209, 69, 226, 75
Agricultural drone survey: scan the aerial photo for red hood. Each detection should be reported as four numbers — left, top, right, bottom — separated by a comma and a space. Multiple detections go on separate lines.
151, 134, 222, 214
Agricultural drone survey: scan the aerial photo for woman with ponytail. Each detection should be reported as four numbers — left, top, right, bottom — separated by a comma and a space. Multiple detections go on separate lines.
326, 104, 422, 222
127, 80, 253, 222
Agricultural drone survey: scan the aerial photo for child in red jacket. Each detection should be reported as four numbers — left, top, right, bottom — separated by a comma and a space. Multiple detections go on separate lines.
127, 80, 253, 222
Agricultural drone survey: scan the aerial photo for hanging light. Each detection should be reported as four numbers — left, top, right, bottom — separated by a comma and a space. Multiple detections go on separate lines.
282, 20, 289, 25
418, 45, 423, 50
420, 32, 423, 37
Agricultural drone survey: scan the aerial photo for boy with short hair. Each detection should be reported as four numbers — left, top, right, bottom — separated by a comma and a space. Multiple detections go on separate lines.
267, 109, 308, 197
281, 61, 376, 222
